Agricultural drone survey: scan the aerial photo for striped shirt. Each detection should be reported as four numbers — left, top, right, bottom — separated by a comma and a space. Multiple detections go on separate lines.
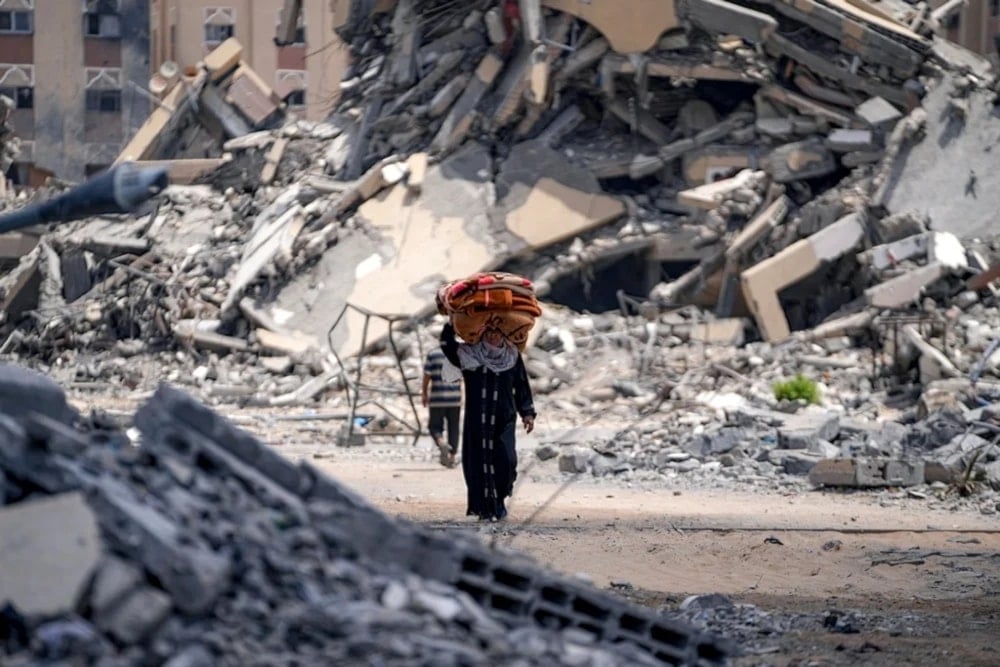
424, 348, 462, 407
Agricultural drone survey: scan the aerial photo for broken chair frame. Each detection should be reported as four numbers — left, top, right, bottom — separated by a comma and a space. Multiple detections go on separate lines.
327, 302, 425, 447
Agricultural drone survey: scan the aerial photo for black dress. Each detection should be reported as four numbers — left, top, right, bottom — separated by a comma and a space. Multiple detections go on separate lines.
440, 323, 536, 521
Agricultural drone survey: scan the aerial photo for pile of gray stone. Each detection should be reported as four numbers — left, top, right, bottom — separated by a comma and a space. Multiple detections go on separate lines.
0, 364, 731, 666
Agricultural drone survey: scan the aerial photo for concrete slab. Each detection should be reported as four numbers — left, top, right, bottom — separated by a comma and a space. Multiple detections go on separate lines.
0, 492, 101, 618
864, 262, 947, 308
540, 0, 679, 53
857, 96, 902, 129
741, 213, 864, 341
273, 140, 624, 359
884, 74, 1000, 239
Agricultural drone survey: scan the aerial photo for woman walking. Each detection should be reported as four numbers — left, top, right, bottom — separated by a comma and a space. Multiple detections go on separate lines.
439, 322, 536, 522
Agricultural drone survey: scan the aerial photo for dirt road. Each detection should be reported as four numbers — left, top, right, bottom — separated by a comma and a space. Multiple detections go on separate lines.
303, 445, 1000, 666
74, 394, 999, 665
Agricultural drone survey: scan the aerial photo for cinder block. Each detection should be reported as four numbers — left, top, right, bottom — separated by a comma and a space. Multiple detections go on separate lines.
924, 460, 956, 484
809, 458, 857, 486
884, 459, 924, 486
855, 459, 886, 487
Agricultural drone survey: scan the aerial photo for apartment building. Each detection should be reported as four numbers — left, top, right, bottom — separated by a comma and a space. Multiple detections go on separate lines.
0, 0, 151, 185
149, 0, 345, 124
937, 0, 1000, 58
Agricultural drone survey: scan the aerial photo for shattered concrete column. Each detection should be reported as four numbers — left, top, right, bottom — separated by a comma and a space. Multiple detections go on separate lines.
389, 0, 420, 87
741, 212, 865, 341
518, 0, 542, 44
387, 51, 464, 115
553, 37, 609, 91
430, 52, 504, 154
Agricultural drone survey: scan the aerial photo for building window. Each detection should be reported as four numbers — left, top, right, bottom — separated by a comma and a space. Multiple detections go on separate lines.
0, 87, 33, 109
86, 89, 121, 112
85, 12, 122, 38
205, 22, 233, 43
204, 7, 235, 44
293, 25, 305, 45
0, 10, 33, 34
285, 89, 305, 107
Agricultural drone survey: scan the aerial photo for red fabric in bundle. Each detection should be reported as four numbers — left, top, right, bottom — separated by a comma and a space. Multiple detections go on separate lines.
436, 272, 541, 351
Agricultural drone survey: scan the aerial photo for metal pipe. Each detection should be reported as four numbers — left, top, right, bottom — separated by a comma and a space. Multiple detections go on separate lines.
0, 162, 168, 234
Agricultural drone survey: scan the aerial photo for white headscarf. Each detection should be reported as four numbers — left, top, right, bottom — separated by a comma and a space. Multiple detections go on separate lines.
441, 338, 518, 381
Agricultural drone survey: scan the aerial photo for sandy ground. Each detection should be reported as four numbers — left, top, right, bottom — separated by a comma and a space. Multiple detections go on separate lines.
301, 444, 1000, 666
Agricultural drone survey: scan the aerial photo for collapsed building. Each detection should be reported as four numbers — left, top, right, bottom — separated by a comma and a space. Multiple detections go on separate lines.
0, 5, 993, 483
0, 1, 997, 365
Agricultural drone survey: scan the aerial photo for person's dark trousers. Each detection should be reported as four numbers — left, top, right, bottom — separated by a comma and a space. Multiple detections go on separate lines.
428, 406, 461, 453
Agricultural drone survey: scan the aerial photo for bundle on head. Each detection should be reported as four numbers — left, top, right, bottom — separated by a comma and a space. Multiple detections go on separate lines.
436, 272, 542, 352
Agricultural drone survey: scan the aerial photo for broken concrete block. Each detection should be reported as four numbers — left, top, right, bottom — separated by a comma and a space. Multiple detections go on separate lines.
856, 96, 902, 130
535, 443, 559, 461
928, 232, 967, 271
558, 447, 593, 474
778, 413, 840, 450
484, 7, 506, 43
678, 169, 762, 210
0, 492, 101, 618
883, 459, 925, 486
924, 460, 956, 484
684, 427, 746, 458
406, 153, 428, 192
809, 459, 857, 486
842, 150, 885, 167
97, 586, 172, 645
810, 458, 925, 487
742, 212, 865, 341
764, 139, 838, 183
431, 53, 503, 153
689, 319, 746, 346
864, 263, 947, 309
825, 129, 875, 153
759, 85, 852, 127
756, 117, 795, 139
0, 364, 76, 425
725, 196, 790, 261
864, 232, 932, 270
809, 440, 842, 459
768, 449, 821, 475
89, 556, 144, 617
260, 355, 293, 374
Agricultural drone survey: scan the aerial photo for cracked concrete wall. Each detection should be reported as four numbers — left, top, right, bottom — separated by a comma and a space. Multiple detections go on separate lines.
33, 0, 86, 181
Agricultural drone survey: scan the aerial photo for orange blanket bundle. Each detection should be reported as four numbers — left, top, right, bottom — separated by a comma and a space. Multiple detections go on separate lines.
436, 272, 542, 351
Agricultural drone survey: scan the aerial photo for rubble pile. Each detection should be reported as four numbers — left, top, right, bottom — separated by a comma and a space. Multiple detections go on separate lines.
0, 365, 730, 666
0, 3, 996, 372
518, 305, 1000, 511
0, 1, 996, 506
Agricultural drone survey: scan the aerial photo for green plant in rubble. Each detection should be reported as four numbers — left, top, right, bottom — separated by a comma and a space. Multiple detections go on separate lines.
772, 373, 821, 405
